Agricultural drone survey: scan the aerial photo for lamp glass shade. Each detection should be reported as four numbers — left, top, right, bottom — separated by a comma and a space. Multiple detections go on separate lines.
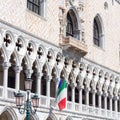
32, 94, 39, 108
25, 78, 33, 90
15, 92, 23, 107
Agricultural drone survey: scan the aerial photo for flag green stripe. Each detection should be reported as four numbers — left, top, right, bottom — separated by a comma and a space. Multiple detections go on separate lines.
57, 80, 67, 96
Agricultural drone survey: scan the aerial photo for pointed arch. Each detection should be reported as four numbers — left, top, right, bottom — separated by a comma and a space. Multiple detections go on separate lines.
93, 14, 104, 48
0, 106, 18, 120
46, 113, 57, 120
66, 7, 80, 39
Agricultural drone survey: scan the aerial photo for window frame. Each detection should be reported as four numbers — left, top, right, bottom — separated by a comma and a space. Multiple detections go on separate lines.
93, 15, 104, 48
27, 0, 45, 17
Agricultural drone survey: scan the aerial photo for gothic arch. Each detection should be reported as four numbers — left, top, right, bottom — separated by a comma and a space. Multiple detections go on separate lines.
46, 113, 57, 120
66, 7, 80, 39
66, 116, 73, 120
93, 14, 104, 48
0, 106, 18, 120
69, 6, 81, 28
24, 114, 39, 120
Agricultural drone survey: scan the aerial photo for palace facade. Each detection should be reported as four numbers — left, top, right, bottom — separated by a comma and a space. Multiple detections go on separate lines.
0, 0, 120, 120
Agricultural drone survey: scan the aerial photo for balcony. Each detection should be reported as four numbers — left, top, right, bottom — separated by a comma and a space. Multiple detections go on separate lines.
60, 36, 88, 56
0, 86, 120, 120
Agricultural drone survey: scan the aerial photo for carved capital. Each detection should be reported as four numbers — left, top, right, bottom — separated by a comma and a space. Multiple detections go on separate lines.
2, 62, 11, 69
24, 69, 33, 78
14, 66, 22, 73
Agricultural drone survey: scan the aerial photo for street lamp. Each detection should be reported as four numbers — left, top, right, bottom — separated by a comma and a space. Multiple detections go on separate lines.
14, 78, 40, 120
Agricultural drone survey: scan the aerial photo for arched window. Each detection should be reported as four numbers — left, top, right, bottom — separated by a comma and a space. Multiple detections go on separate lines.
66, 12, 73, 37
93, 15, 104, 47
66, 9, 80, 39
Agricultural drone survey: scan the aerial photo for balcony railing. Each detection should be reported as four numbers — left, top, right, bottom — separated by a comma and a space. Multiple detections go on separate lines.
60, 36, 88, 55
0, 86, 120, 120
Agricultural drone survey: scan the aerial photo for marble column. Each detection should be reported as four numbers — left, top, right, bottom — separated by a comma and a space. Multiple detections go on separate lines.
104, 94, 107, 117
14, 66, 22, 91
36, 72, 42, 96
114, 97, 118, 112
85, 88, 89, 105
104, 95, 107, 110
2, 62, 10, 98
71, 84, 75, 110
110, 97, 112, 111
46, 75, 50, 107
92, 91, 95, 107
98, 92, 101, 108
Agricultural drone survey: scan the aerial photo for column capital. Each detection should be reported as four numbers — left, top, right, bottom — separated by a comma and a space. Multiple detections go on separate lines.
2, 62, 11, 69
108, 94, 112, 99
113, 96, 118, 101
35, 72, 41, 79
97, 91, 101, 96
70, 82, 75, 89
42, 75, 49, 81
77, 86, 82, 91
103, 93, 107, 97
24, 69, 33, 78
52, 77, 59, 83
84, 87, 89, 92
14, 66, 22, 73
90, 89, 95, 94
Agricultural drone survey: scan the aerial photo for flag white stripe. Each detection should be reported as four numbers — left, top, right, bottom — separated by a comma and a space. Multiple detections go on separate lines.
57, 88, 67, 103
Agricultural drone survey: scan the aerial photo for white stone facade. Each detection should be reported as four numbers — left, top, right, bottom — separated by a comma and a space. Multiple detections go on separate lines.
0, 0, 120, 120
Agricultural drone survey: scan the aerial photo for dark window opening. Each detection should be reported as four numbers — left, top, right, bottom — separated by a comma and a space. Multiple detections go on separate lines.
101, 95, 104, 108
41, 75, 47, 96
95, 93, 99, 107
89, 92, 93, 106
67, 85, 72, 101
31, 72, 37, 93
107, 97, 110, 110
27, 0, 44, 16
8, 67, 15, 88
50, 79, 56, 97
82, 89, 86, 104
93, 19, 100, 46
75, 87, 79, 103
66, 12, 73, 37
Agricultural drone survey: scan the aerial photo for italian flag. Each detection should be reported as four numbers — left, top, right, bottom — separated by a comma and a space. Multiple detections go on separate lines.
57, 79, 67, 111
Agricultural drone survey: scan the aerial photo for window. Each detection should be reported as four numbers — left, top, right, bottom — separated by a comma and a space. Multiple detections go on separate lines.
93, 19, 100, 46
66, 9, 80, 39
27, 0, 45, 17
66, 12, 73, 37
93, 15, 104, 47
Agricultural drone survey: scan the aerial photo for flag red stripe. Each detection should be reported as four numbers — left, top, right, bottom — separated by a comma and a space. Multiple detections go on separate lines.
58, 98, 66, 111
